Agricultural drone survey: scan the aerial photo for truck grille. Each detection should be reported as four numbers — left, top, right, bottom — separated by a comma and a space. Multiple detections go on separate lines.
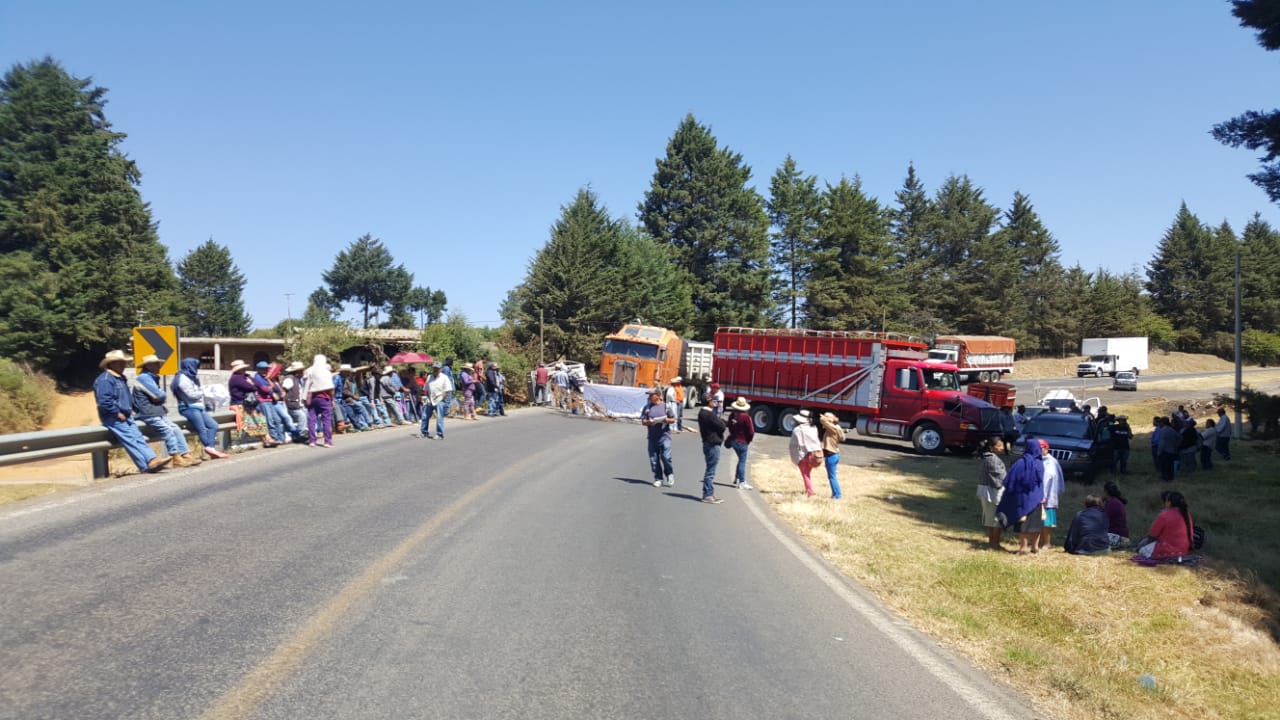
1049, 448, 1073, 462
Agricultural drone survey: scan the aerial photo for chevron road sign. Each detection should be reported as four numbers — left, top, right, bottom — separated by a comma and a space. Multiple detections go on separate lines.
132, 326, 181, 375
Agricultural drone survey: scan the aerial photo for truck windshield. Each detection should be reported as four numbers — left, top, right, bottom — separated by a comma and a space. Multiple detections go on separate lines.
922, 369, 959, 391
603, 339, 659, 359
926, 350, 953, 362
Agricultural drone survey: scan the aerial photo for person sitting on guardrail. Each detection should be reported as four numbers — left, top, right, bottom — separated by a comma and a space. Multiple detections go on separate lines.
280, 362, 309, 433
337, 365, 371, 431
134, 354, 200, 467
250, 361, 286, 446
172, 357, 230, 459
379, 366, 407, 425
94, 350, 170, 474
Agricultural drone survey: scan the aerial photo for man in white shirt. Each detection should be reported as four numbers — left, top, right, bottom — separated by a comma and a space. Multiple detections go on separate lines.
1215, 407, 1232, 461
419, 362, 455, 440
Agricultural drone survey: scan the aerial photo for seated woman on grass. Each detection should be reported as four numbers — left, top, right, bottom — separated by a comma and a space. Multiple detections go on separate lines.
1063, 495, 1111, 555
1102, 481, 1129, 549
1135, 491, 1194, 560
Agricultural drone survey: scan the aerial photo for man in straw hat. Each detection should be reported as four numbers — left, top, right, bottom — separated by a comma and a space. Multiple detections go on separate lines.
134, 353, 200, 467
281, 361, 309, 432
93, 350, 170, 473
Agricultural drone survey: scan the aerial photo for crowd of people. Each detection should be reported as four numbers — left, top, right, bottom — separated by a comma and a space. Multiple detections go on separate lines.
639, 389, 756, 504
93, 349, 517, 472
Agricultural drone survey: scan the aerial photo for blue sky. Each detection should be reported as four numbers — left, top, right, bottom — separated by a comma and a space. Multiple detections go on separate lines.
3, 1, 1276, 331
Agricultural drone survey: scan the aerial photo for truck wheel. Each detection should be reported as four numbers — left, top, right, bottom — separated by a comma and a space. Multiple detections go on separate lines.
750, 405, 776, 435
777, 407, 803, 435
684, 388, 698, 409
911, 423, 945, 455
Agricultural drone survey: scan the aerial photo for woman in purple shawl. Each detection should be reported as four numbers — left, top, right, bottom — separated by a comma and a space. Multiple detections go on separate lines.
996, 440, 1046, 554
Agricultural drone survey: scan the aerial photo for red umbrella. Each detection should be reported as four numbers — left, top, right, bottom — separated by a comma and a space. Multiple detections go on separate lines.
388, 351, 434, 364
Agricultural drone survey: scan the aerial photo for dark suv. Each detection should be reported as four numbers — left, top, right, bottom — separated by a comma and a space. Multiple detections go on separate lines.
1014, 412, 1114, 480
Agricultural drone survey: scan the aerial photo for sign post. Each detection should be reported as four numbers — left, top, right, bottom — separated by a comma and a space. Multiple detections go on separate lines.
132, 326, 181, 375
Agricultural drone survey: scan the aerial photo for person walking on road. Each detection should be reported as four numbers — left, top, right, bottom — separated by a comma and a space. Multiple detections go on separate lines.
696, 396, 726, 504
420, 362, 455, 439
303, 354, 335, 447
641, 390, 676, 487
726, 397, 755, 490
788, 409, 823, 498
94, 350, 169, 474
172, 357, 230, 459
818, 411, 846, 499
534, 363, 550, 405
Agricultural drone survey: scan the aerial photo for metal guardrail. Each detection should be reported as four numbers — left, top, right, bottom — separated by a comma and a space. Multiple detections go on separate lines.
0, 410, 237, 479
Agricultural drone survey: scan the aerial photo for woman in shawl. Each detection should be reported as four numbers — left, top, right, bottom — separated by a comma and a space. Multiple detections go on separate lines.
788, 409, 823, 497
996, 441, 1045, 555
171, 358, 230, 459
303, 354, 336, 447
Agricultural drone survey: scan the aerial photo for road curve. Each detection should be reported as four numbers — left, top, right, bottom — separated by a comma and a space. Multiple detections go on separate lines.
0, 410, 1034, 720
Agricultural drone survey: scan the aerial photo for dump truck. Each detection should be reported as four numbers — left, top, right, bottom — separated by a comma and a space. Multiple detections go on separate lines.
599, 324, 714, 405
712, 327, 1002, 455
925, 335, 1016, 384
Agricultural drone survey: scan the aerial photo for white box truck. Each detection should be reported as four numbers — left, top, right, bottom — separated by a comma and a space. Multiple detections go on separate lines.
1076, 337, 1149, 377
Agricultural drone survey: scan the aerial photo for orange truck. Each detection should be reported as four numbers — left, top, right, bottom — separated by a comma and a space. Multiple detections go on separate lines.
599, 323, 713, 398
925, 335, 1016, 385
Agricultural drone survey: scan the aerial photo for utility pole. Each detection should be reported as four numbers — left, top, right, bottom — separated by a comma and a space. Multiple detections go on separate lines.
284, 293, 295, 337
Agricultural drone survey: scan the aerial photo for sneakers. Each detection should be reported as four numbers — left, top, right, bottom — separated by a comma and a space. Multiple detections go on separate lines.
663, 476, 675, 487
738, 482, 754, 490
653, 480, 663, 487
322, 442, 334, 448
702, 496, 724, 504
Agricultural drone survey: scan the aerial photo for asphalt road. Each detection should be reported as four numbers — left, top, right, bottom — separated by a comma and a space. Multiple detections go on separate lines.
0, 410, 1034, 720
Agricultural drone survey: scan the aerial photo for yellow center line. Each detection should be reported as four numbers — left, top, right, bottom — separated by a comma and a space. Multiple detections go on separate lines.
199, 449, 547, 720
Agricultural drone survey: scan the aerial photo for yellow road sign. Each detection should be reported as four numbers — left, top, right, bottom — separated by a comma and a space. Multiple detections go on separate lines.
132, 326, 181, 375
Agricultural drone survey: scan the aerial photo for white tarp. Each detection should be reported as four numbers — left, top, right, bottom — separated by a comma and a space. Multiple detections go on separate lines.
579, 384, 651, 419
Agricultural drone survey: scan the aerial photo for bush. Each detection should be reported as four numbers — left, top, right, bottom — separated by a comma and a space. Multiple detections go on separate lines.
0, 360, 57, 433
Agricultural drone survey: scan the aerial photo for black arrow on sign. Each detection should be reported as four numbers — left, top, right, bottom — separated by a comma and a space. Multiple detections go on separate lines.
138, 328, 174, 364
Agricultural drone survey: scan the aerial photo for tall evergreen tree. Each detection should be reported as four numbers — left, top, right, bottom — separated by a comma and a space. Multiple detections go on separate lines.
176, 238, 251, 336
922, 176, 1001, 332
1212, 1, 1280, 202
992, 192, 1064, 352
0, 58, 182, 376
302, 287, 341, 325
321, 234, 414, 328
766, 155, 823, 327
1240, 214, 1280, 331
638, 114, 772, 336
1145, 204, 1233, 349
805, 177, 898, 330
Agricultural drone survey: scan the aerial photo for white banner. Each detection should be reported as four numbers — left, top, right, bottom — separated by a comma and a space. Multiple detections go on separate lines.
579, 384, 651, 419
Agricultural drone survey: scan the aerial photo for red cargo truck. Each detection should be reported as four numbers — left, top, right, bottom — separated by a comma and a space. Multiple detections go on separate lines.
713, 327, 1002, 455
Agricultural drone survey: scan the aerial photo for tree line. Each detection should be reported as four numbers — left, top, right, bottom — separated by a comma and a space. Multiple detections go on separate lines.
0, 58, 449, 379
504, 114, 1280, 366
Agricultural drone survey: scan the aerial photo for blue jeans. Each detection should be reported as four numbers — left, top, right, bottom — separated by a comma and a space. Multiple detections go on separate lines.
647, 434, 673, 480
364, 398, 389, 426
104, 416, 157, 471
344, 400, 370, 429
140, 415, 190, 455
730, 440, 750, 484
259, 401, 285, 442
824, 452, 842, 499
1112, 448, 1130, 474
178, 404, 219, 448
419, 401, 449, 437
384, 398, 406, 424
701, 443, 720, 498
273, 401, 301, 437
488, 389, 504, 416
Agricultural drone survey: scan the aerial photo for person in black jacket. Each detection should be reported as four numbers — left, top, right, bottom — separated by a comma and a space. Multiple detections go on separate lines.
1064, 495, 1111, 555
696, 397, 727, 504
1110, 415, 1132, 474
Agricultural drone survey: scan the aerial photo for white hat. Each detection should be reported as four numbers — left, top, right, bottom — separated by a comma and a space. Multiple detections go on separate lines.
339, 363, 353, 372
229, 359, 249, 373
731, 397, 750, 412
286, 361, 306, 372
670, 376, 682, 384
139, 353, 162, 367
382, 365, 395, 375
797, 409, 812, 422
99, 349, 131, 368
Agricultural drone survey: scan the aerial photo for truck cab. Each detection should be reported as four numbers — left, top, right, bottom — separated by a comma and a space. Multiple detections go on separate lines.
600, 324, 683, 389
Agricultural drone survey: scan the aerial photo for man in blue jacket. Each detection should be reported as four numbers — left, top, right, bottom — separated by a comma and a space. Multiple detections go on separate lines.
94, 350, 170, 473
134, 354, 198, 467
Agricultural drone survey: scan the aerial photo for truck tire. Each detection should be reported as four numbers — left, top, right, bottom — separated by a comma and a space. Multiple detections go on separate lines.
911, 423, 945, 455
750, 404, 776, 435
684, 387, 698, 409
777, 407, 803, 435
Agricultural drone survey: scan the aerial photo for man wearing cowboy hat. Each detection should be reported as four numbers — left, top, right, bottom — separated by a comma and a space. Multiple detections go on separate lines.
379, 365, 407, 425
336, 364, 371, 431
134, 353, 200, 467
93, 350, 170, 473
280, 361, 309, 431
664, 377, 687, 433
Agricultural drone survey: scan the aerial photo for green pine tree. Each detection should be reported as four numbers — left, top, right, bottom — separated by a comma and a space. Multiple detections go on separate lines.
0, 58, 182, 376
766, 155, 824, 328
1212, 1, 1280, 202
176, 238, 252, 336
638, 114, 772, 337
1240, 214, 1280, 331
321, 234, 414, 328
993, 192, 1064, 352
804, 177, 899, 330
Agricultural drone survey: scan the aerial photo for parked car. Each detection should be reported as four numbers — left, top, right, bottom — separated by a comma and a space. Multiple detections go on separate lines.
1014, 411, 1114, 480
1112, 371, 1138, 391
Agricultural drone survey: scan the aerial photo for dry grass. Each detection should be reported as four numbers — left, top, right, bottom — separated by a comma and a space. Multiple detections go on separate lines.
0, 483, 72, 504
750, 426, 1280, 720
1015, 351, 1239, 380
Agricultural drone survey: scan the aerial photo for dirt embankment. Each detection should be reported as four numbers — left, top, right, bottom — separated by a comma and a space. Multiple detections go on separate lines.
1015, 351, 1237, 379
